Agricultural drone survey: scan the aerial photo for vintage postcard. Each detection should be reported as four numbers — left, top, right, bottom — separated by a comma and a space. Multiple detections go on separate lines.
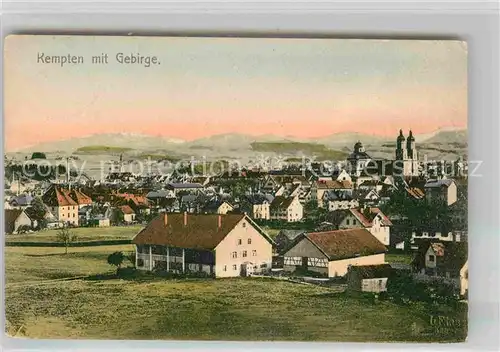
4, 35, 468, 341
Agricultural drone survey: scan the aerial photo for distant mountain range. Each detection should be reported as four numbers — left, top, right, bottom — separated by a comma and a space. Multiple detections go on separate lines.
13, 133, 185, 154
9, 127, 467, 161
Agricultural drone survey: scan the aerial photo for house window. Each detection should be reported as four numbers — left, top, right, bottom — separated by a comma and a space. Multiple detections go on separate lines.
223, 265, 227, 272
428, 255, 435, 262
378, 280, 383, 288
248, 238, 252, 245
232, 264, 237, 271
243, 251, 247, 258
231, 251, 237, 259
346, 219, 350, 225
137, 259, 144, 267
242, 222, 246, 228
260, 263, 267, 268
237, 239, 242, 245
252, 250, 257, 256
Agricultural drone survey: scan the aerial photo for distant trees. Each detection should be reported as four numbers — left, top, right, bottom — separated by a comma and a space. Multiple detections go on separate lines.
30, 152, 47, 160
56, 225, 78, 254
381, 191, 453, 232
304, 200, 328, 224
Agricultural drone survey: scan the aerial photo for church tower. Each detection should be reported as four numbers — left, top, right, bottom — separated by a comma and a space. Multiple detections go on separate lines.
406, 130, 417, 160
394, 129, 419, 177
395, 129, 407, 160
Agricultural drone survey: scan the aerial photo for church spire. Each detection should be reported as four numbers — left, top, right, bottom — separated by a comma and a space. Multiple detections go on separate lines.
407, 129, 415, 141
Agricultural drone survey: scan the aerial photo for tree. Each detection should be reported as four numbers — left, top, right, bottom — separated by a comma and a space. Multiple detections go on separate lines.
56, 225, 78, 254
30, 197, 48, 230
107, 251, 125, 274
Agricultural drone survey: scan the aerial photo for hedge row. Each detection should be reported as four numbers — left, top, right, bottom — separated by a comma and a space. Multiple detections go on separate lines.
5, 239, 132, 247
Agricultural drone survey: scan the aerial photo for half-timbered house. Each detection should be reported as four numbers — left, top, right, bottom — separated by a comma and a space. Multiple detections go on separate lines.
282, 228, 387, 277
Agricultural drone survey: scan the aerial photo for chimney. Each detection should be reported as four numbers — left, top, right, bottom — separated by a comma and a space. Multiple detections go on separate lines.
164, 213, 168, 226
218, 214, 222, 229
184, 211, 188, 226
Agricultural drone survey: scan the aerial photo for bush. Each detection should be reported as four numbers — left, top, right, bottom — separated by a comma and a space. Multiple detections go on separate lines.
292, 267, 328, 278
378, 291, 389, 301
117, 267, 140, 279
16, 225, 32, 234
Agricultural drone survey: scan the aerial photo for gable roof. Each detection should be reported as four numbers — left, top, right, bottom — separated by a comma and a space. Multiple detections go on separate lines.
353, 188, 379, 200
167, 183, 204, 190
147, 190, 171, 199
42, 186, 78, 207
132, 213, 273, 250
359, 180, 382, 187
304, 228, 387, 261
351, 208, 393, 227
412, 240, 468, 272
348, 264, 393, 279
270, 196, 297, 210
315, 180, 352, 190
69, 189, 93, 205
119, 205, 135, 215
328, 207, 392, 228
5, 209, 25, 233
276, 229, 306, 241
424, 179, 455, 189
244, 194, 272, 205
202, 200, 234, 212
9, 194, 34, 206
323, 190, 354, 201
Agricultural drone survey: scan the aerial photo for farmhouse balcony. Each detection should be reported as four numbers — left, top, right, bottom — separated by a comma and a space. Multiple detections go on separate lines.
135, 245, 215, 274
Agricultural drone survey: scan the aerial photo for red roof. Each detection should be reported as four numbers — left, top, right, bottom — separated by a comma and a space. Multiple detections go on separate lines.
349, 208, 393, 227
42, 185, 92, 207
132, 213, 246, 250
70, 189, 93, 205
119, 205, 135, 215
114, 193, 149, 207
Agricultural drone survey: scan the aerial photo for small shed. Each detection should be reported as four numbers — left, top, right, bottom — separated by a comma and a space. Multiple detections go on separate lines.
346, 264, 393, 293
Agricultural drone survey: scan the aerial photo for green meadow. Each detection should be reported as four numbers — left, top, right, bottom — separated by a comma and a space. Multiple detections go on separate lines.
4, 243, 466, 342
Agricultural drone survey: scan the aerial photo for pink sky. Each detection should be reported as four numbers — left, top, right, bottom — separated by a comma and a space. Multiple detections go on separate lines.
4, 36, 467, 151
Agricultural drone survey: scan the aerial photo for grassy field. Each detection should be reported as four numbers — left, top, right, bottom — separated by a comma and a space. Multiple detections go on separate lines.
386, 253, 413, 264
5, 225, 143, 243
4, 245, 466, 341
5, 245, 134, 284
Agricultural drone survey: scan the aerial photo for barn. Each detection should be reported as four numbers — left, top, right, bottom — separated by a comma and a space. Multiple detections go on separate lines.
282, 228, 387, 277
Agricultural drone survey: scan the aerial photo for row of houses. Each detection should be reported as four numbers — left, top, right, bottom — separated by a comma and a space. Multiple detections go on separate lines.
131, 212, 388, 279
130, 212, 468, 296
